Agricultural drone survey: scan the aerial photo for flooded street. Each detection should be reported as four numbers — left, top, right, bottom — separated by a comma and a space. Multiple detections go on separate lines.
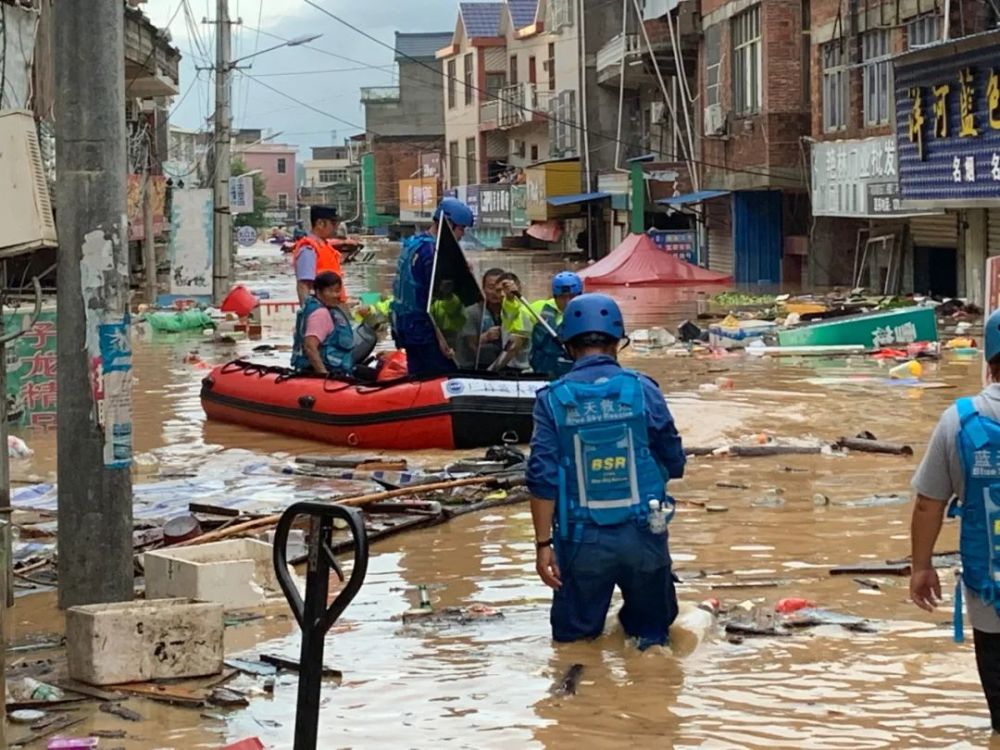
8, 244, 999, 749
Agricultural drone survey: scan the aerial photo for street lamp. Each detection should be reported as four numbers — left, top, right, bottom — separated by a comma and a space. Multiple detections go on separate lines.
228, 34, 323, 69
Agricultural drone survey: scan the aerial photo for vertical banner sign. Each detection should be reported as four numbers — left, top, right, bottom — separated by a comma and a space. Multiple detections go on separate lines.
169, 189, 214, 298
5, 309, 57, 427
97, 318, 133, 469
230, 175, 253, 215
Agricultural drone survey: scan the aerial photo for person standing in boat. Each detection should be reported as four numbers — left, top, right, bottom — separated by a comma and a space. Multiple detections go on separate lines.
529, 271, 583, 379
527, 293, 686, 650
391, 197, 475, 377
291, 271, 355, 377
293, 205, 347, 305
910, 307, 1000, 737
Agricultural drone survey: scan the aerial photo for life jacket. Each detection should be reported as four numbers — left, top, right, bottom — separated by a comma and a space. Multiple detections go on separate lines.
953, 397, 1000, 612
431, 294, 467, 335
376, 350, 409, 382
530, 298, 572, 379
291, 296, 355, 374
391, 234, 433, 320
547, 370, 667, 538
292, 236, 346, 302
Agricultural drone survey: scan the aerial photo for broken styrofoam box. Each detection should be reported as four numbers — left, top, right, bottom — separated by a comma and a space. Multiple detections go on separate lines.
66, 598, 223, 686
143, 539, 280, 610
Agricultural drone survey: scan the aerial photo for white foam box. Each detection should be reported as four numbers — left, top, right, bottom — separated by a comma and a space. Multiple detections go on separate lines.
143, 539, 279, 610
66, 598, 224, 686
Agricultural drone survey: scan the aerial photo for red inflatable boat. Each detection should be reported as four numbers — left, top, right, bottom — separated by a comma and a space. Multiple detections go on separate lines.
201, 360, 546, 450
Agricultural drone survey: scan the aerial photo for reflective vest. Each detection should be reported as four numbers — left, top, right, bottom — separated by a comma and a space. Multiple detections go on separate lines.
392, 234, 433, 319
529, 298, 572, 379
292, 236, 346, 301
431, 294, 467, 336
291, 297, 355, 374
547, 371, 666, 536
953, 397, 1000, 612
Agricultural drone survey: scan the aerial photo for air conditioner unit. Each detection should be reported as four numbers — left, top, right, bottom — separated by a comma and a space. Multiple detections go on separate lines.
125, 98, 141, 123
703, 103, 724, 136
650, 101, 666, 123
0, 110, 57, 257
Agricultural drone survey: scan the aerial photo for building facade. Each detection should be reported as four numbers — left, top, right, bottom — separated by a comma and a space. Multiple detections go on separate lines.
234, 142, 298, 226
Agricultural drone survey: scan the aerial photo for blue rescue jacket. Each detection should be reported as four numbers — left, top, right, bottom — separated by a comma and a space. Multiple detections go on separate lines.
391, 233, 436, 346
547, 370, 668, 537
530, 299, 572, 379
954, 397, 1000, 612
291, 296, 355, 374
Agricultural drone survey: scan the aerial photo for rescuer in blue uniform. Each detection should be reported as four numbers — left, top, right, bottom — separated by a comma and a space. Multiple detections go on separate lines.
527, 293, 686, 649
529, 271, 583, 379
391, 197, 475, 377
911, 307, 1000, 735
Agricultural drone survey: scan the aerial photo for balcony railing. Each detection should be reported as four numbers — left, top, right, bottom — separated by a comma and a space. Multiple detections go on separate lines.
497, 83, 552, 129
480, 99, 500, 129
360, 86, 401, 103
596, 33, 642, 75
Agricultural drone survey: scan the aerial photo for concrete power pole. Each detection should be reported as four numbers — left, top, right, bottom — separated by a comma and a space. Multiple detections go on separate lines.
212, 0, 233, 304
54, 0, 135, 607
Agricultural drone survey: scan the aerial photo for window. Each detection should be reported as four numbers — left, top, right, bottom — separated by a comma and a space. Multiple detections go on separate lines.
821, 41, 847, 132
277, 158, 287, 174
732, 6, 762, 114
862, 29, 891, 126
485, 73, 506, 100
907, 14, 941, 48
530, 144, 539, 162
547, 0, 574, 31
547, 44, 556, 91
549, 90, 578, 158
277, 193, 288, 209
704, 25, 722, 107
318, 169, 348, 183
466, 137, 477, 185
447, 59, 457, 109
528, 56, 537, 84
464, 53, 474, 106
509, 55, 518, 86
449, 140, 460, 186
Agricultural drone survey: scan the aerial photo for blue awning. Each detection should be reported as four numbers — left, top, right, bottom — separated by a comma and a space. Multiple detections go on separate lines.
657, 189, 730, 206
547, 192, 611, 207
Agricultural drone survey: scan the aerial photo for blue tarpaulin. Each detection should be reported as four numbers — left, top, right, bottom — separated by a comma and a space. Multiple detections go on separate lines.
547, 192, 611, 207
656, 189, 730, 206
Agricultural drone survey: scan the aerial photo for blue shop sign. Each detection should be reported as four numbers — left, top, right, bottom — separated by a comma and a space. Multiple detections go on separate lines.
895, 38, 1000, 203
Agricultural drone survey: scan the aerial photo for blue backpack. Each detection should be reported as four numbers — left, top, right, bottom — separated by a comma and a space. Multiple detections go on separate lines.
954, 397, 1000, 614
547, 371, 668, 538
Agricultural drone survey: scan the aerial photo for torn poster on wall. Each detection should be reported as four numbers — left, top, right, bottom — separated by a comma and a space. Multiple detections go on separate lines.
95, 317, 133, 469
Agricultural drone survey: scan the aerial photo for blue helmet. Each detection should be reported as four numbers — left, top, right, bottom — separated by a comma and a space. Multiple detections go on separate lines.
552, 271, 583, 297
433, 197, 475, 228
560, 293, 625, 343
986, 308, 1000, 361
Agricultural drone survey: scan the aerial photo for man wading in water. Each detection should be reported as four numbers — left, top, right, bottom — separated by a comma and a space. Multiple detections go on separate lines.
910, 307, 1000, 736
526, 293, 686, 649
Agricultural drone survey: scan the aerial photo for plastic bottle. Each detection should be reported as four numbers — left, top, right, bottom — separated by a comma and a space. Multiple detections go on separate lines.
648, 500, 667, 533
889, 360, 923, 379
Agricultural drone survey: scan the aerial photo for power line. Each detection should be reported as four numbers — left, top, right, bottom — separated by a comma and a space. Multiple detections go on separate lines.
299, 0, 803, 186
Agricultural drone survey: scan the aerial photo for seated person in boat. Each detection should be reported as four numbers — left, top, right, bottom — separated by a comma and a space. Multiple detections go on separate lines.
291, 272, 355, 376
490, 272, 532, 372
456, 267, 505, 370
391, 197, 475, 377
529, 271, 583, 379
292, 205, 347, 305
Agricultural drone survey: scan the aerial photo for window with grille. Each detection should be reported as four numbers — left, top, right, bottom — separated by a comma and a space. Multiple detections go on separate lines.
447, 60, 457, 109
732, 6, 762, 114
547, 44, 556, 92
822, 41, 847, 131
862, 29, 891, 126
549, 90, 578, 158
449, 141, 460, 186
509, 55, 518, 86
277, 158, 287, 174
277, 193, 288, 209
464, 53, 474, 106
704, 24, 721, 107
466, 137, 477, 185
486, 73, 506, 100
318, 169, 348, 183
907, 14, 941, 48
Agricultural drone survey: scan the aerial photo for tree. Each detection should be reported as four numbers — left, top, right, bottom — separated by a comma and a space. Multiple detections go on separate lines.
231, 158, 270, 229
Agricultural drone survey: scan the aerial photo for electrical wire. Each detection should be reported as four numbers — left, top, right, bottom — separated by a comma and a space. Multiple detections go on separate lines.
294, 0, 797, 184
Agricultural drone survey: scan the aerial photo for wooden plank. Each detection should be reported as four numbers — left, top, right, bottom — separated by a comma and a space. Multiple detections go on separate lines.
55, 680, 125, 702
829, 562, 911, 576
115, 683, 207, 708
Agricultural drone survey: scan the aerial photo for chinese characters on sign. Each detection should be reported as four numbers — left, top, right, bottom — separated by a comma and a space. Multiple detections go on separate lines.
478, 185, 511, 227
896, 40, 1000, 202
810, 137, 921, 217
6, 311, 57, 427
872, 322, 918, 348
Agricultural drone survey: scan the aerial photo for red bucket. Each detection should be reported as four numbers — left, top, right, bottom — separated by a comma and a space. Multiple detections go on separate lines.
220, 285, 260, 318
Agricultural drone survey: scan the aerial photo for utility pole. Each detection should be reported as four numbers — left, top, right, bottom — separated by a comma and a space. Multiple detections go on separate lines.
55, 0, 134, 607
142, 173, 157, 303
212, 0, 233, 304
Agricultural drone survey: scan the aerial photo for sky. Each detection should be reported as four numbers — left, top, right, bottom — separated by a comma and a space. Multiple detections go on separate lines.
147, 0, 458, 158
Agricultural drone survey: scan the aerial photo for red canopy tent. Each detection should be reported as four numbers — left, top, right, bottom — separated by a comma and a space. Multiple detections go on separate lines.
577, 233, 732, 286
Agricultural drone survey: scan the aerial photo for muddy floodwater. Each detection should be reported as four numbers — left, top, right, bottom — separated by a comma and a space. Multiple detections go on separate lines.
7, 244, 999, 749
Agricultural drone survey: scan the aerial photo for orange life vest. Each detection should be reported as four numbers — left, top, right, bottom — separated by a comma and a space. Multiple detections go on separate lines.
292, 235, 346, 301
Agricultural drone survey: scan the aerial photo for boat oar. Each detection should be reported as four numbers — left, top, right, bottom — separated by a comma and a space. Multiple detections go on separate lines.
177, 475, 526, 546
